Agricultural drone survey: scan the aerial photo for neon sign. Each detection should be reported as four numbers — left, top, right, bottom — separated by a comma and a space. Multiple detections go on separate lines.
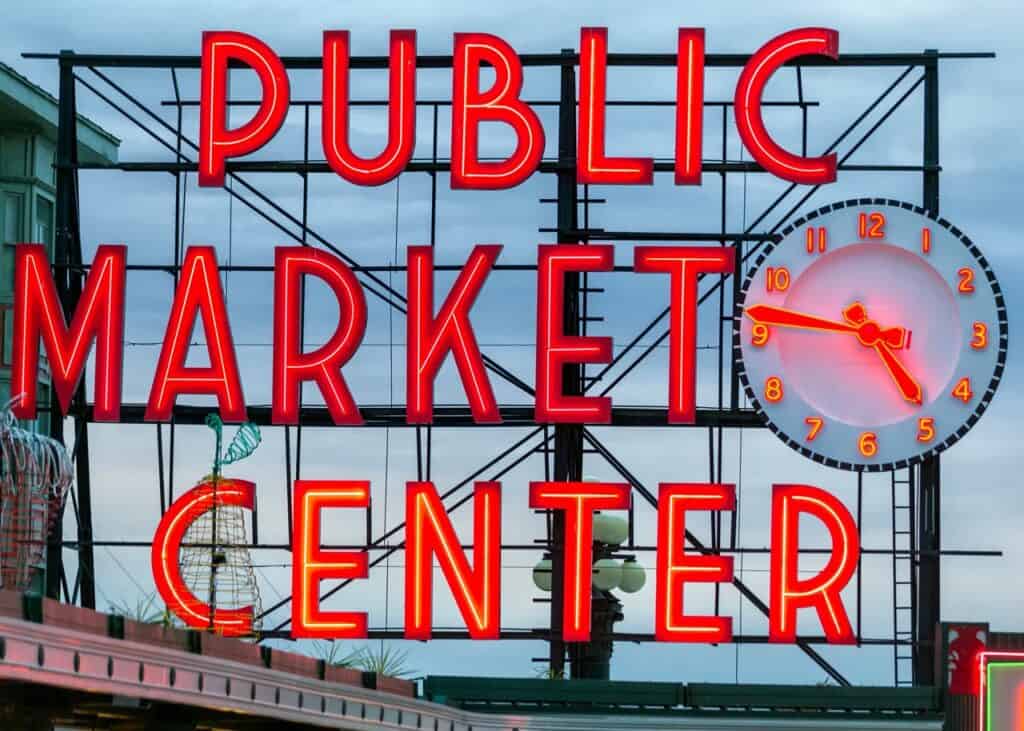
150, 477, 861, 642
9, 27, 1007, 646
192, 27, 843, 190
12, 242, 732, 426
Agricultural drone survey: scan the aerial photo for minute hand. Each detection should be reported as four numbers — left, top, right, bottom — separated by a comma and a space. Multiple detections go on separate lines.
744, 304, 859, 334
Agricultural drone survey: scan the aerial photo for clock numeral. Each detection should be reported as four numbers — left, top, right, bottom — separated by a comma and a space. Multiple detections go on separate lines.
952, 377, 973, 403
921, 227, 932, 254
917, 417, 935, 443
751, 323, 770, 347
858, 212, 886, 239
765, 266, 791, 293
957, 267, 975, 294
971, 322, 988, 350
764, 376, 784, 403
805, 227, 827, 254
804, 416, 824, 441
858, 431, 878, 457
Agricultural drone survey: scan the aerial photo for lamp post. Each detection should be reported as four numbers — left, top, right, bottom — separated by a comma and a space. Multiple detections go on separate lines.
533, 509, 645, 679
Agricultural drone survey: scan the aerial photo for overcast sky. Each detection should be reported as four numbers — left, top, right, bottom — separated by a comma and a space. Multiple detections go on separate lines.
2, 0, 1022, 687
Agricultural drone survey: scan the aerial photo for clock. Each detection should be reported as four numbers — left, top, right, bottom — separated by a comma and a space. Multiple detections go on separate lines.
733, 198, 1008, 472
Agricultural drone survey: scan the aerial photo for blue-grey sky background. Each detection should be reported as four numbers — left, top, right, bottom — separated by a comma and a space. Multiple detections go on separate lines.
1, 0, 1021, 686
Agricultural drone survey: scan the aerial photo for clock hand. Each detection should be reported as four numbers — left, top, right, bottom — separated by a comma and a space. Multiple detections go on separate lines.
840, 303, 922, 405
746, 301, 921, 403
745, 304, 909, 348
871, 341, 924, 405
745, 304, 860, 335
841, 302, 907, 349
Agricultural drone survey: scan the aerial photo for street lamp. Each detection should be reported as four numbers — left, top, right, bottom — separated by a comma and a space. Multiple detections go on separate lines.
591, 558, 623, 591
618, 557, 646, 593
532, 557, 553, 592
532, 499, 648, 679
593, 511, 629, 546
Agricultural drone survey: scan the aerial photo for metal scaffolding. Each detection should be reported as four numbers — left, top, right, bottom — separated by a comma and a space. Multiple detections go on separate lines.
23, 42, 997, 688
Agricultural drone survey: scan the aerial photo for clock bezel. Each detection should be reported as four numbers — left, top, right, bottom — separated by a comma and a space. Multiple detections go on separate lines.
732, 197, 1009, 472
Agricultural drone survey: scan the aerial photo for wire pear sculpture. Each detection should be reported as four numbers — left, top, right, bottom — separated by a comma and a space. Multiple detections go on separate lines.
177, 415, 263, 636
0, 395, 73, 592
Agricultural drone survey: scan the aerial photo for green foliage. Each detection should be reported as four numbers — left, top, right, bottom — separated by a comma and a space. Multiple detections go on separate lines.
320, 641, 415, 678
107, 594, 172, 627
355, 644, 415, 678
533, 665, 565, 680
319, 641, 362, 668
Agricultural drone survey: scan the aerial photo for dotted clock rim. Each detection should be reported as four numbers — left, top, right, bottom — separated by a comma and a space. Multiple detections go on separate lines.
732, 197, 1010, 473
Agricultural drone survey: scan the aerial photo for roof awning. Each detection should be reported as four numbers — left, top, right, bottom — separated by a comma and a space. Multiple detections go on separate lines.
0, 61, 119, 165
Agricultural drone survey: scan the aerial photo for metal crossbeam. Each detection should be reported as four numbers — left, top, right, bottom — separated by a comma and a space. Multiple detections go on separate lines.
28, 41, 993, 692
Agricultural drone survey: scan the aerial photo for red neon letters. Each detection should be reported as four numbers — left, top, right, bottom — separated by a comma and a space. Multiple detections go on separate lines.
578, 28, 653, 185
675, 29, 706, 185
529, 481, 630, 641
272, 247, 366, 425
769, 484, 860, 644
450, 33, 545, 189
735, 28, 839, 185
11, 244, 126, 421
192, 28, 845, 190
146, 246, 247, 422
9, 243, 729, 426
152, 478, 256, 636
407, 245, 501, 424
148, 476, 865, 645
322, 30, 416, 186
535, 245, 615, 423
405, 481, 502, 640
292, 480, 370, 639
198, 31, 290, 187
634, 246, 734, 423
655, 483, 735, 643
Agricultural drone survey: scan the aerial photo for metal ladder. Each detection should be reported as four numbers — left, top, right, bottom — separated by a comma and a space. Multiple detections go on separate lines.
890, 467, 917, 687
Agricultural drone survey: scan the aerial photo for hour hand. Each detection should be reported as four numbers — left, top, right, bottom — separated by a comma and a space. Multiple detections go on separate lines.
872, 342, 923, 405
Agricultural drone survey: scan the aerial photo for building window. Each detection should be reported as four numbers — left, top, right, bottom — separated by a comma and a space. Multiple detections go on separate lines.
0, 303, 10, 368
3, 191, 23, 244
35, 195, 54, 248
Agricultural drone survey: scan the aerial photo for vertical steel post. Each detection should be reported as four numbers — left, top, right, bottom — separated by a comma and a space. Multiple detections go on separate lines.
49, 50, 96, 608
915, 48, 941, 686
549, 50, 581, 679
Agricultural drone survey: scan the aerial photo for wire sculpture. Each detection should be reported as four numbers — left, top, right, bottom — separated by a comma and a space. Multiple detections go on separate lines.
0, 394, 73, 592
208, 414, 261, 475
177, 415, 263, 636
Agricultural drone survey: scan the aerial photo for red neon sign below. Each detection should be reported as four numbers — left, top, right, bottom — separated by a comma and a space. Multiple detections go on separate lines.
154, 478, 860, 643
655, 483, 735, 643
151, 478, 257, 637
405, 481, 502, 640
529, 481, 632, 642
769, 483, 859, 644
291, 480, 370, 639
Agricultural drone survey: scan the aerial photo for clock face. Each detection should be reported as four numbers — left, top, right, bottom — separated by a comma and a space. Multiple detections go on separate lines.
734, 199, 1008, 472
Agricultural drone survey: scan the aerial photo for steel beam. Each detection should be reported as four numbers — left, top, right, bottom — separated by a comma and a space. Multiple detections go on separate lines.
67, 159, 934, 175
24, 50, 995, 69
547, 49, 579, 679
49, 50, 97, 609
914, 49, 942, 687
80, 404, 763, 429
